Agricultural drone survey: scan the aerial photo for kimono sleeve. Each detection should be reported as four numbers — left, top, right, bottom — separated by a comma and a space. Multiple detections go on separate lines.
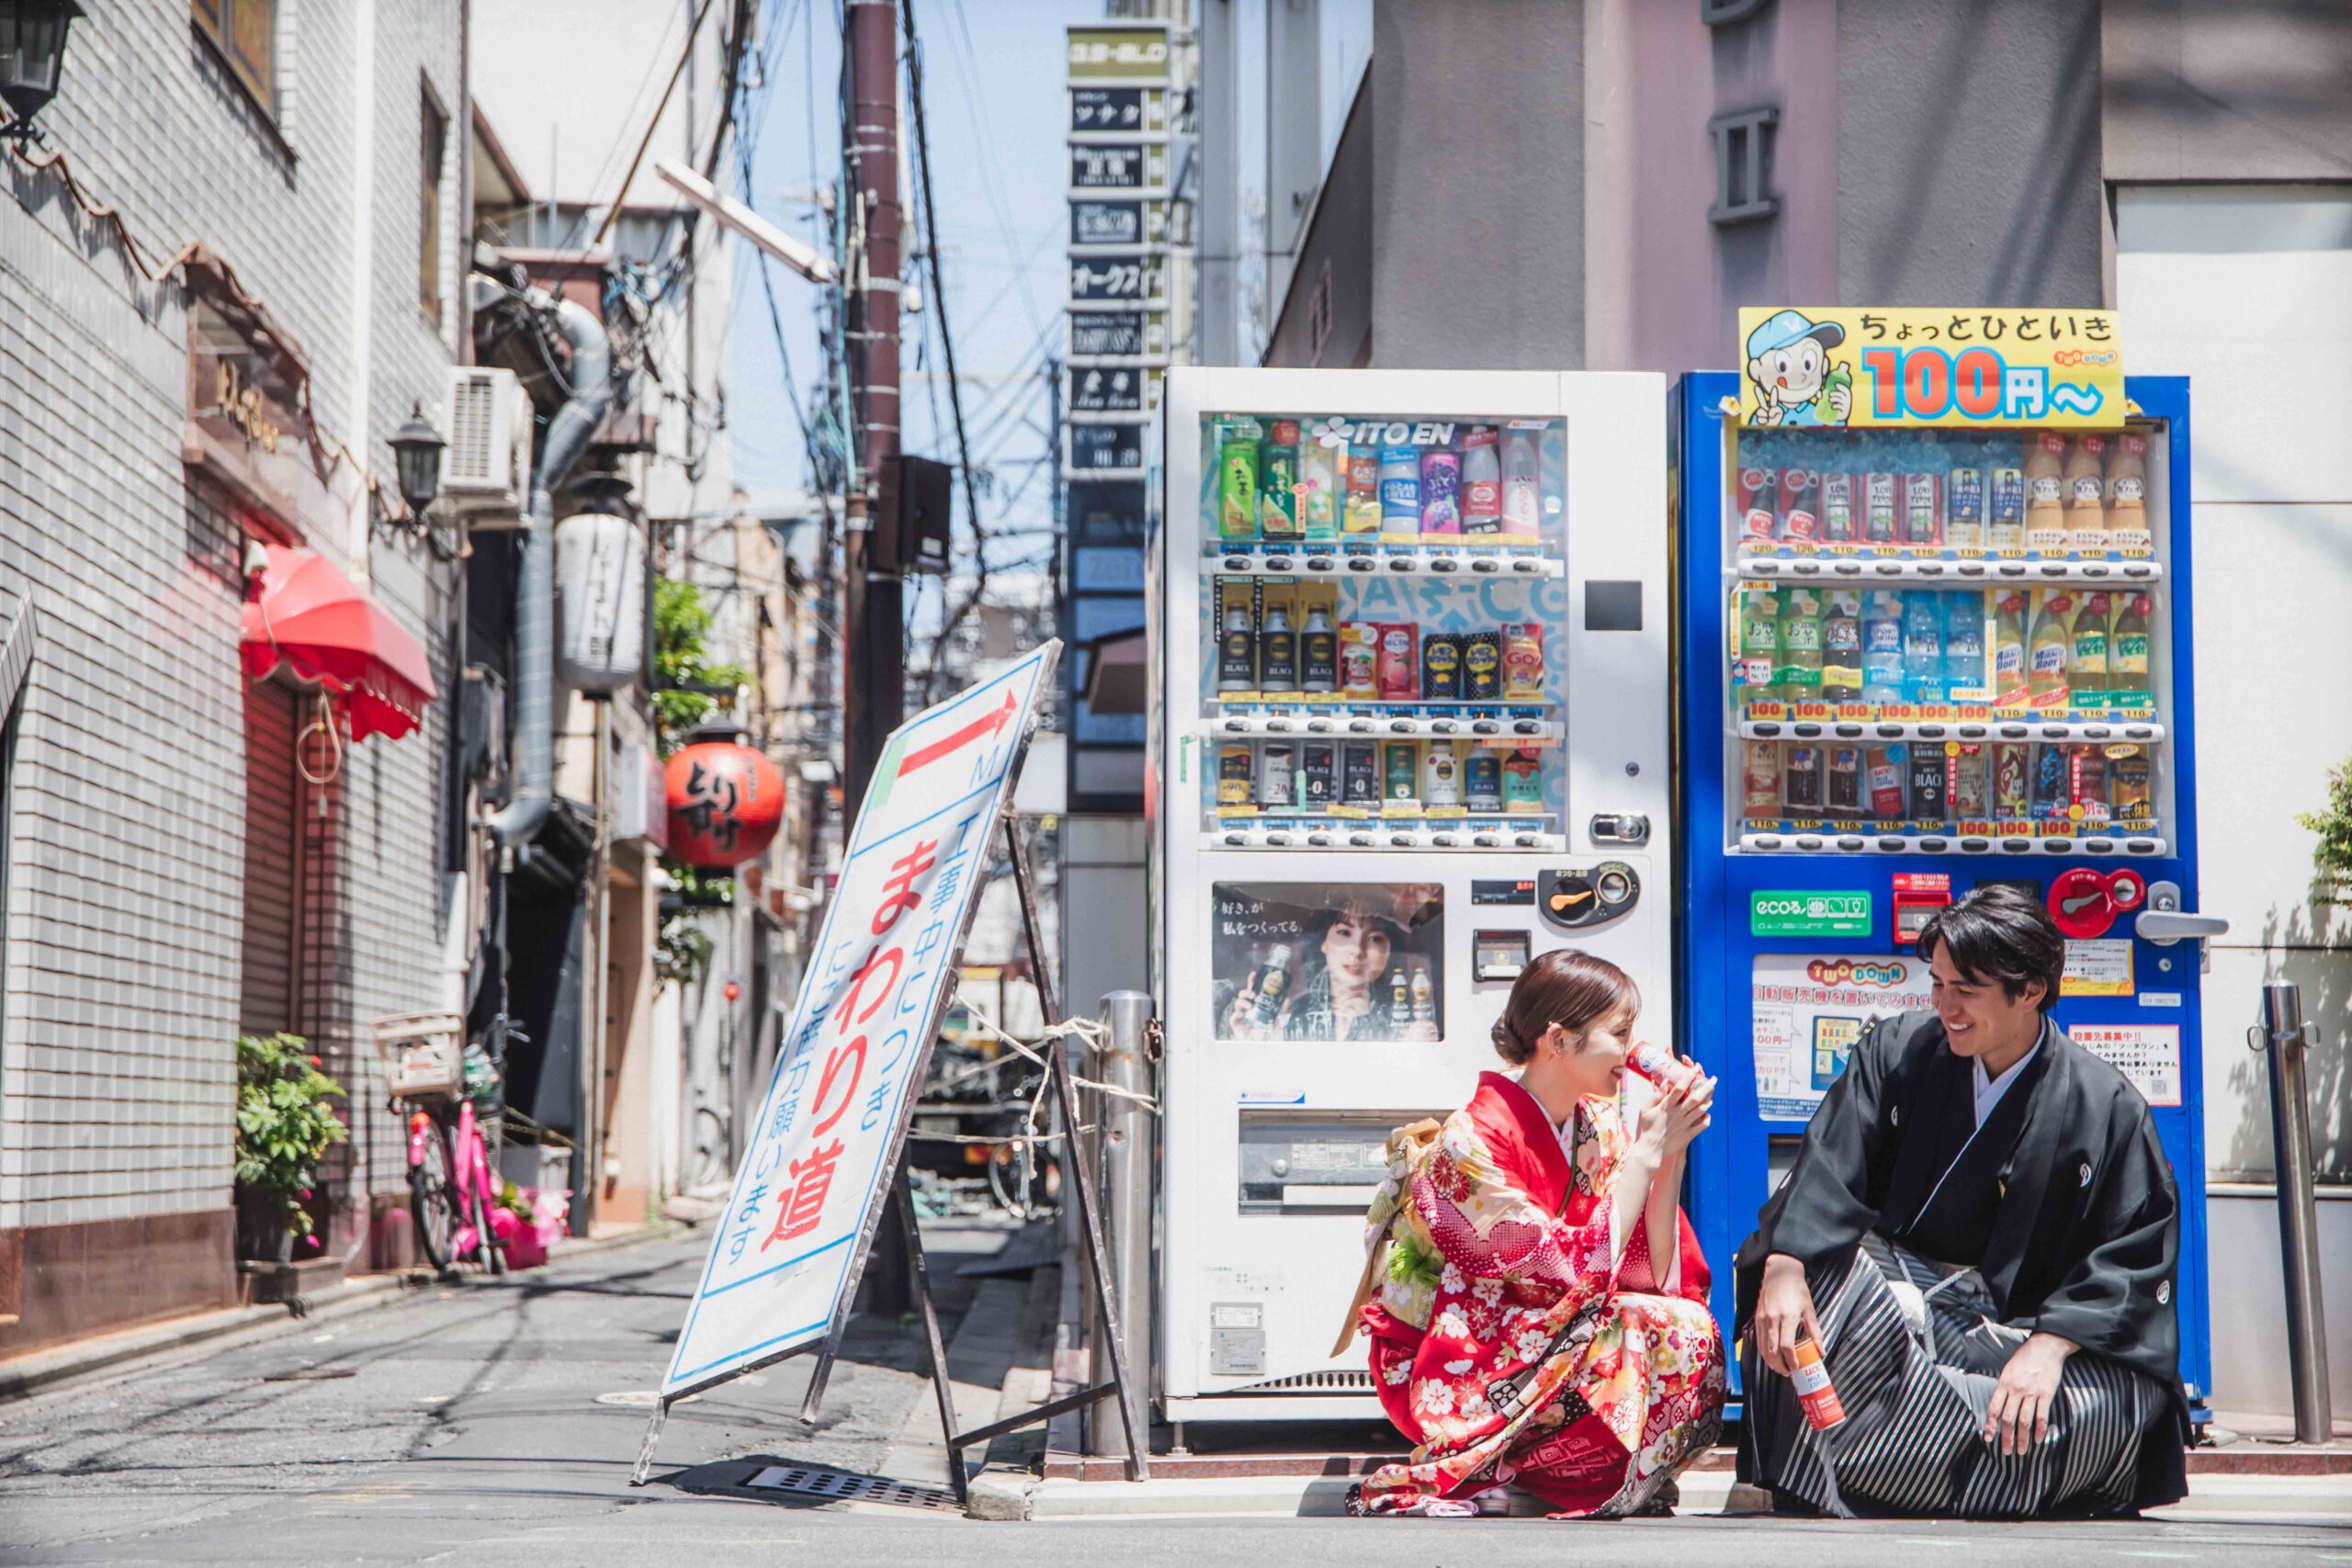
2019, 1111, 2181, 1376
1733, 1017, 1899, 1332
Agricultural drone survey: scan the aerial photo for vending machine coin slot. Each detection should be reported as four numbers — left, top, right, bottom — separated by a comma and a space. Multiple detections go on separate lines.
1237, 1110, 1424, 1212
1538, 863, 1642, 930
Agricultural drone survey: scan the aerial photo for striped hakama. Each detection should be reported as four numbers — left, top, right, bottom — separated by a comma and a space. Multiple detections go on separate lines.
1741, 1235, 2171, 1519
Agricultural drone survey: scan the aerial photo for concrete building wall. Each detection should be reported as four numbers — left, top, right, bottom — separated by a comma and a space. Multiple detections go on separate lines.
0, 0, 465, 1345
1367, 0, 1583, 368
1837, 0, 2106, 307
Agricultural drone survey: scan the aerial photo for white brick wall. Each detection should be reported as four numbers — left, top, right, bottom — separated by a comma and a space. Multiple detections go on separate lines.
0, 1, 467, 1232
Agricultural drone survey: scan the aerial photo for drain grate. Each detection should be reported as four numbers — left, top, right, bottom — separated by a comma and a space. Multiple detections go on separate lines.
744, 1464, 957, 1512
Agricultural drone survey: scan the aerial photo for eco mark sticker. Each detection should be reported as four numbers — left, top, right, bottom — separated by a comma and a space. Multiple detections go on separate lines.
1751, 891, 1873, 938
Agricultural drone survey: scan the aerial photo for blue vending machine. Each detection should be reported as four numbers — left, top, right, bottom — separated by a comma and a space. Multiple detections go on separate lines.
1673, 355, 2219, 1421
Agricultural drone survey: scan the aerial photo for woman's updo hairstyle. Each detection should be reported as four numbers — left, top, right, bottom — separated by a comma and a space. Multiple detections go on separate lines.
1489, 948, 1642, 1066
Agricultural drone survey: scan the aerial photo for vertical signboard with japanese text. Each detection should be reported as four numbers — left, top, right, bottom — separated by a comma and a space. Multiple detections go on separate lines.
1064, 20, 1177, 813
663, 646, 1059, 1397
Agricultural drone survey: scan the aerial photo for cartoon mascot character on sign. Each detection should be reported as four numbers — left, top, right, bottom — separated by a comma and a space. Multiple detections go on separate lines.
1746, 310, 1853, 428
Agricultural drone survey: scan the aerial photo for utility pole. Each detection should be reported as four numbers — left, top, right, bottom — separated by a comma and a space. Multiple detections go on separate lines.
842, 0, 910, 1313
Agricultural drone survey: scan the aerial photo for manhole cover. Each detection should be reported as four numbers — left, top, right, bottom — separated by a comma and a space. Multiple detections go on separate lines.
594, 1390, 701, 1407
263, 1366, 356, 1382
744, 1465, 956, 1512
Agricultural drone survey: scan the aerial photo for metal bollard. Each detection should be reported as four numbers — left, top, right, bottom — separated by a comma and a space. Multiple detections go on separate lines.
2251, 981, 2333, 1445
1087, 991, 1155, 1459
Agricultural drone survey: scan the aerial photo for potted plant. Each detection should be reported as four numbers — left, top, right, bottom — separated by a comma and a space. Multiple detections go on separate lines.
233, 1033, 348, 1283
2295, 756, 2352, 906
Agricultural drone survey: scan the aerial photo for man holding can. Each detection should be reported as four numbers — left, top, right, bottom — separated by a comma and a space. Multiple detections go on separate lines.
1734, 885, 2187, 1517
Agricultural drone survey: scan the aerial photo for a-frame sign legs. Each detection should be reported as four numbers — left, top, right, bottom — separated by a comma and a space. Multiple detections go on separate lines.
637, 808, 1149, 1495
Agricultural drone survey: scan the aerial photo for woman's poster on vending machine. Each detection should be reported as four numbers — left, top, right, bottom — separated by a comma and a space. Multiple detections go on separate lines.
1213, 883, 1445, 1043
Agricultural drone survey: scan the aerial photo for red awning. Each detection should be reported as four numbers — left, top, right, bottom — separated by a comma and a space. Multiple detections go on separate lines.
240, 546, 436, 741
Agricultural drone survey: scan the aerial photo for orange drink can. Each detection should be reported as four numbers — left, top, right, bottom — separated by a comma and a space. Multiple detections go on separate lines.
1792, 1334, 1847, 1432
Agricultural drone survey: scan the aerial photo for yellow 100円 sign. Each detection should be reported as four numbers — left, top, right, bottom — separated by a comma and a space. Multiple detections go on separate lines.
1737, 307, 2125, 431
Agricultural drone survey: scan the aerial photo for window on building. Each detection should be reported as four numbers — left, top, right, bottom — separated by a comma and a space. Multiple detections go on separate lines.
1708, 106, 1781, 226
192, 0, 278, 119
420, 86, 448, 325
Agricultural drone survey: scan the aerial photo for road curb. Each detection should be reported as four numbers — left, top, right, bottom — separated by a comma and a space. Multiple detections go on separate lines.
0, 1222, 678, 1405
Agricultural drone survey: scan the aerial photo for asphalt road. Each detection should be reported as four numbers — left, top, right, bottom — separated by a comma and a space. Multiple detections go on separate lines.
1, 1229, 2346, 1566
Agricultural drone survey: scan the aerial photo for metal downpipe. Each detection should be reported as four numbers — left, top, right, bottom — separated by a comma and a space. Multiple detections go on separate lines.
489, 293, 611, 848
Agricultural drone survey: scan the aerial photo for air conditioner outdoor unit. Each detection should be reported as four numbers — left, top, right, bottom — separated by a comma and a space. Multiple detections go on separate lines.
440, 366, 534, 514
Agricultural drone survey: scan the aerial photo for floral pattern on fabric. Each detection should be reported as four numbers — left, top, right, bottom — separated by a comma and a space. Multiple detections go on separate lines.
1353, 1081, 1725, 1519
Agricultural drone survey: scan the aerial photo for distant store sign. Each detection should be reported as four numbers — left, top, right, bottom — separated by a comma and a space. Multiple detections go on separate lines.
1069, 256, 1167, 307
1068, 310, 1168, 361
1067, 23, 1171, 84
1066, 423, 1146, 477
1069, 141, 1169, 193
1069, 85, 1168, 138
1070, 198, 1170, 251
1069, 365, 1157, 415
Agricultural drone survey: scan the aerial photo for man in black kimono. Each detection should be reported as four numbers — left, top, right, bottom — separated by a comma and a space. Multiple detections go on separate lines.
1735, 885, 2187, 1517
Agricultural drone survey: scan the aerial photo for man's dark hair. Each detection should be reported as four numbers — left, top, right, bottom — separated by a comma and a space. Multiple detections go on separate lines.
1916, 885, 2066, 1013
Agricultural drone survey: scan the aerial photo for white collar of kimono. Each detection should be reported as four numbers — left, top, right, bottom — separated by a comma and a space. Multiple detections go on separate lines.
1970, 1016, 2049, 1127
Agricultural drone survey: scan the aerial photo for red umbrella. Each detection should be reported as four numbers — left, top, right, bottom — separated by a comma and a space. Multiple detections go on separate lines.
240, 546, 437, 742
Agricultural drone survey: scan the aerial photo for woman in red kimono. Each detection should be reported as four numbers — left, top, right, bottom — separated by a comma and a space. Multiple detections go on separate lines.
1345, 949, 1725, 1517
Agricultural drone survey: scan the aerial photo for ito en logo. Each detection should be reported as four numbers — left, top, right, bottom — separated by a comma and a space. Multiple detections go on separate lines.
1806, 958, 1908, 988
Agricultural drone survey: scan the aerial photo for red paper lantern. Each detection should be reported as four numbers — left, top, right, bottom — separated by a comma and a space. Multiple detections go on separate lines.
665, 739, 785, 868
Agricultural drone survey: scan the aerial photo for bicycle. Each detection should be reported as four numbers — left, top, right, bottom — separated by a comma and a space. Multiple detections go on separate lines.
375, 1013, 506, 1275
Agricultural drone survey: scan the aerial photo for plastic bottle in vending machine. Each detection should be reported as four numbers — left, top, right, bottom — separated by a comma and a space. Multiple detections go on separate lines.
1861, 591, 1905, 706
1820, 436, 1858, 544
1260, 421, 1303, 540
1219, 434, 1260, 541
1778, 587, 1823, 703
1501, 428, 1544, 533
1461, 425, 1503, 535
1781, 466, 1822, 545
1987, 440, 2027, 552
1903, 592, 1946, 704
1738, 443, 1782, 544
1863, 444, 1901, 546
1378, 445, 1421, 535
2109, 592, 2151, 698
1902, 449, 1944, 547
1421, 741, 1462, 807
1991, 589, 2031, 708
1217, 603, 1257, 692
1943, 590, 1986, 699
1820, 589, 1863, 704
2106, 432, 2152, 553
1740, 583, 1781, 708
2065, 434, 2109, 556
2070, 592, 2111, 710
2028, 591, 2073, 710
1344, 448, 1384, 536
1299, 434, 1341, 540
2023, 432, 2069, 552
1945, 444, 1986, 550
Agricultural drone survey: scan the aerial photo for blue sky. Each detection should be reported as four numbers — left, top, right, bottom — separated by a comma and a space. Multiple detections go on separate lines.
726, 0, 1099, 626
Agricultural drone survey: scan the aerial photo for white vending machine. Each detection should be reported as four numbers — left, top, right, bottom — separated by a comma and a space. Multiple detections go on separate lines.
1150, 368, 1676, 1427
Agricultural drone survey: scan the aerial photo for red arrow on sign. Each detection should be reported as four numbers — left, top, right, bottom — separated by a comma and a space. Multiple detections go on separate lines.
897, 691, 1016, 779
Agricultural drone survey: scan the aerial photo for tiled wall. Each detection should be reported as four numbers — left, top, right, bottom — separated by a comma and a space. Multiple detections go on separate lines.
0, 1, 465, 1244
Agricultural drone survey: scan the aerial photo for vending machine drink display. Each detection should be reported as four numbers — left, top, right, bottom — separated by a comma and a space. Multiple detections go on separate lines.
1155, 368, 1673, 1424
1677, 310, 2217, 1417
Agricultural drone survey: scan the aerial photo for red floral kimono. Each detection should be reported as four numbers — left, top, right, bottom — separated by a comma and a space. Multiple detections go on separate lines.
1351, 1071, 1724, 1517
